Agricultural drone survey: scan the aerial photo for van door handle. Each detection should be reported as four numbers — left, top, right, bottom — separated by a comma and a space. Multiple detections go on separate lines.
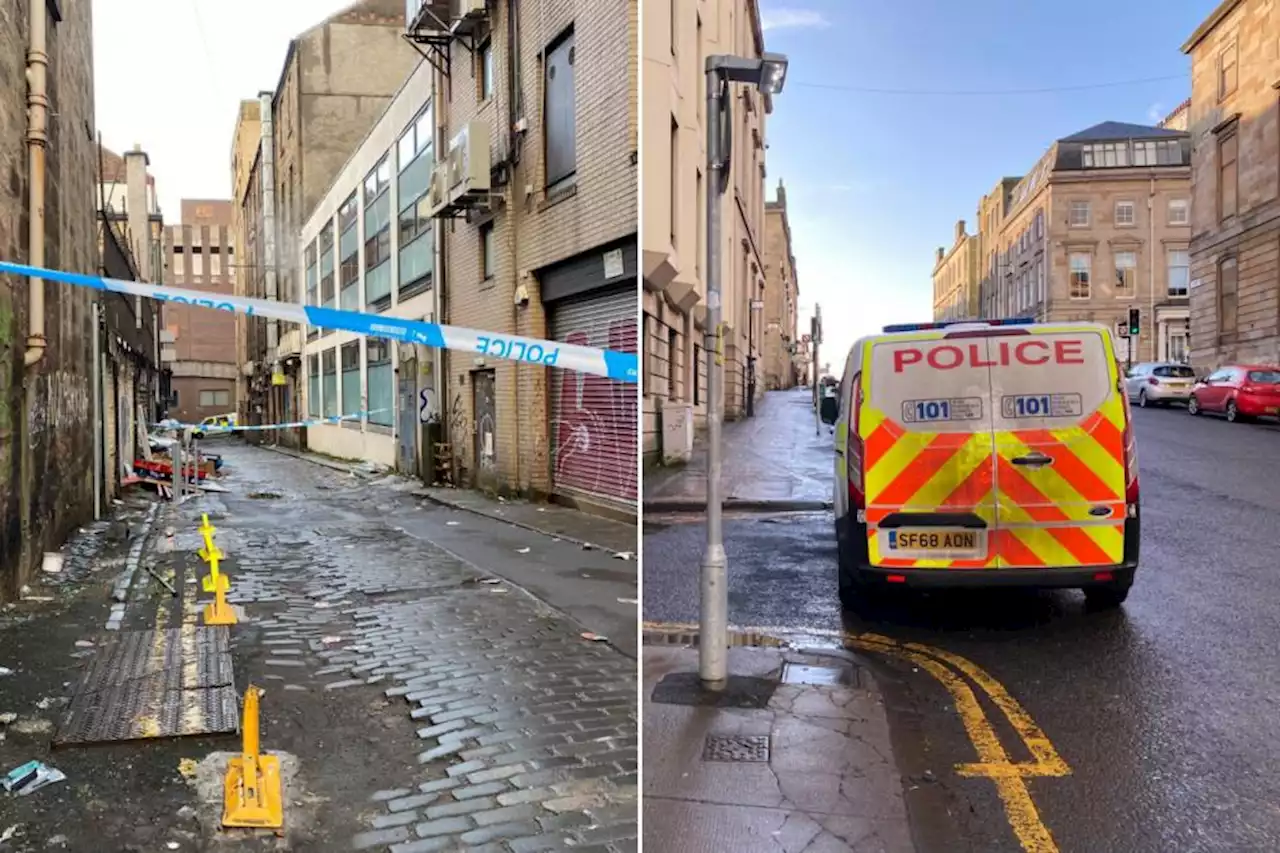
1011, 452, 1054, 467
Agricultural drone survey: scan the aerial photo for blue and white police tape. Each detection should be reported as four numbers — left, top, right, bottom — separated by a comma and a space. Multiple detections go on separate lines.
156, 410, 383, 434
0, 260, 638, 384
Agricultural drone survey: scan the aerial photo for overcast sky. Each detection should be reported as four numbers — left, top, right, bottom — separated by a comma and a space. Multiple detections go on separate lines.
92, 0, 355, 219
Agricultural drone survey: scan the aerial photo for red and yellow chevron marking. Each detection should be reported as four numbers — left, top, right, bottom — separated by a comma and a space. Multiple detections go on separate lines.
860, 392, 1128, 570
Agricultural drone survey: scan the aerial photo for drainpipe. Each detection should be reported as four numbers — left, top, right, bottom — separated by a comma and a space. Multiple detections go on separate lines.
1149, 177, 1157, 362
259, 91, 279, 428
23, 0, 49, 367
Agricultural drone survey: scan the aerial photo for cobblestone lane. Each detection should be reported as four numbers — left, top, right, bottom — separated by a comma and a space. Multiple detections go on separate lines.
164, 445, 637, 852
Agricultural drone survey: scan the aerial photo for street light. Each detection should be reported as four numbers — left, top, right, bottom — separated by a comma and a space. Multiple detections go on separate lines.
699, 51, 789, 689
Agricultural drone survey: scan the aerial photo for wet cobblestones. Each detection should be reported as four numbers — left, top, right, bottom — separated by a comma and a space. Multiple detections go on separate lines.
158, 445, 637, 852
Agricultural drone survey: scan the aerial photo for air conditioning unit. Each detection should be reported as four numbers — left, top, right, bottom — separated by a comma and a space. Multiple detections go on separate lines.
451, 0, 488, 35
445, 121, 491, 197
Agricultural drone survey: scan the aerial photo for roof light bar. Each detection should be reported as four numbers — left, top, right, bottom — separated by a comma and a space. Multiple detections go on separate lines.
881, 317, 1036, 334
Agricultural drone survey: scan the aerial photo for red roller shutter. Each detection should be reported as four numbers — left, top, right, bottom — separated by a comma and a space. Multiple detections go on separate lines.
549, 286, 638, 508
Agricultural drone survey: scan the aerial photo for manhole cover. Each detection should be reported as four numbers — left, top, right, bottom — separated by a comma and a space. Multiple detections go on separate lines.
781, 661, 859, 687
703, 734, 770, 763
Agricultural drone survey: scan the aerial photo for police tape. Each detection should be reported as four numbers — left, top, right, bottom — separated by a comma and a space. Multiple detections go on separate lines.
0, 260, 638, 384
155, 410, 386, 434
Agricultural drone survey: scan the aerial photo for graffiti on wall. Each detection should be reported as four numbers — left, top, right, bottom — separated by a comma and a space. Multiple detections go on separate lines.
551, 318, 638, 502
26, 370, 91, 450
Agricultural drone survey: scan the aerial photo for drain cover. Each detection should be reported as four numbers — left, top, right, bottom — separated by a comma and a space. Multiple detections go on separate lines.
781, 662, 859, 687
703, 734, 770, 763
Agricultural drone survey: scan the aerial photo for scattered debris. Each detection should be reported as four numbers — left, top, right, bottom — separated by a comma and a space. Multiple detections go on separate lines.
74, 641, 94, 649
614, 551, 635, 560
40, 553, 64, 574
0, 824, 18, 843
320, 636, 343, 645
580, 632, 608, 643
34, 697, 60, 711
166, 843, 180, 850
617, 598, 638, 605
177, 758, 198, 780
9, 719, 52, 736
46, 835, 68, 848
314, 601, 335, 609
480, 578, 502, 585
0, 668, 11, 678
446, 521, 460, 526
2, 761, 66, 797
0, 713, 16, 725
516, 547, 531, 554
582, 542, 595, 551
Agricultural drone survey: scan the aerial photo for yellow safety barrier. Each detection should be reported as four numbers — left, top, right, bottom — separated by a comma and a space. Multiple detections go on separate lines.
222, 686, 283, 828
198, 514, 237, 626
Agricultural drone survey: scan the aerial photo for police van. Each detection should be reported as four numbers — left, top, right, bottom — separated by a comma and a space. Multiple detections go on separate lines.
818, 319, 1140, 609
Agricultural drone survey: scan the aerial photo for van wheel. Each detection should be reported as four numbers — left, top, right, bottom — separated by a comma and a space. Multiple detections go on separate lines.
1187, 395, 1201, 415
1084, 582, 1131, 610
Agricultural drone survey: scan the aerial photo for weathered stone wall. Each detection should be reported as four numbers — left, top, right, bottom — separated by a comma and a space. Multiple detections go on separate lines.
0, 0, 99, 598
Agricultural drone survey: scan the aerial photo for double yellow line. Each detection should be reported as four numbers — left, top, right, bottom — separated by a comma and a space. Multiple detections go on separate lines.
642, 622, 1069, 853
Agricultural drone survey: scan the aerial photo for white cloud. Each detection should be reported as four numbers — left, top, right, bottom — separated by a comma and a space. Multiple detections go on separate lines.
1146, 102, 1164, 123
760, 8, 829, 32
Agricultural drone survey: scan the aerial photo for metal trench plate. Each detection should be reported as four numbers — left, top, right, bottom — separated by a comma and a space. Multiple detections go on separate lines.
703, 734, 771, 763
55, 627, 238, 745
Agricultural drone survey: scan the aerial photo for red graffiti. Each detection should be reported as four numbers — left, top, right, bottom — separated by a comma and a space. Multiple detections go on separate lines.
552, 318, 638, 504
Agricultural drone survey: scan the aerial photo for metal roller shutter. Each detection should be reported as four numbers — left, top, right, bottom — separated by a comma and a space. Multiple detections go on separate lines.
549, 286, 638, 507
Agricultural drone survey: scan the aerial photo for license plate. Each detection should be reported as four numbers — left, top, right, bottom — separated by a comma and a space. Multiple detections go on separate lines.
884, 529, 985, 558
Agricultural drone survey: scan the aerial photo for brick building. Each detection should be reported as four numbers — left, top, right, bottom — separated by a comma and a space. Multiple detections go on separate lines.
401, 0, 638, 514
762, 179, 800, 390
1182, 0, 1280, 370
0, 0, 100, 598
231, 0, 419, 443
163, 200, 238, 422
970, 122, 1192, 364
641, 0, 770, 463
932, 219, 980, 322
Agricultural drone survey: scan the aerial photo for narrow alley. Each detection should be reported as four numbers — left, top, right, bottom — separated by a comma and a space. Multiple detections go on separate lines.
0, 444, 638, 853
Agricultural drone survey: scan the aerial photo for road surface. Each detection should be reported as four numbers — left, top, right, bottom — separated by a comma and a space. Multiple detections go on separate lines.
643, 403, 1280, 853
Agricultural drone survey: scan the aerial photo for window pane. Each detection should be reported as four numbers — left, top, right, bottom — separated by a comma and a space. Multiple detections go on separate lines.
341, 280, 359, 311
308, 355, 320, 418
322, 350, 338, 417
544, 32, 577, 185
366, 261, 392, 307
367, 344, 393, 426
398, 151, 432, 206
399, 229, 433, 291
366, 192, 392, 236
341, 342, 361, 415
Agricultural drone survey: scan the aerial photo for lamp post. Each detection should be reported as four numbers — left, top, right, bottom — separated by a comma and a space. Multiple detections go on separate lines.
701, 51, 788, 688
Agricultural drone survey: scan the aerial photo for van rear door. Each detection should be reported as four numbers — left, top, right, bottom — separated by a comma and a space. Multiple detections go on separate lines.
863, 333, 999, 569
988, 325, 1126, 569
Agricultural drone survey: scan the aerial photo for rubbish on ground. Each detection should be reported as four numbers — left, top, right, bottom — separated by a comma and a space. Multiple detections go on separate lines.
516, 547, 531, 554
314, 601, 334, 609
34, 697, 59, 710
2, 760, 66, 796
580, 632, 608, 642
177, 758, 198, 780
143, 563, 178, 596
40, 553, 63, 574
167, 843, 180, 850
536, 507, 546, 512
0, 824, 18, 843
0, 668, 12, 678
0, 713, 16, 725
617, 597, 638, 605
9, 719, 52, 736
614, 551, 634, 560
320, 636, 342, 645
74, 641, 94, 649
446, 521, 460, 526
582, 543, 595, 550
480, 578, 502, 585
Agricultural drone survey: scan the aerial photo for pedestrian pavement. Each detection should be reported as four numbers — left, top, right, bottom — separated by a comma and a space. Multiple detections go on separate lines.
644, 388, 834, 511
258, 442, 636, 555
642, 643, 914, 853
0, 444, 636, 852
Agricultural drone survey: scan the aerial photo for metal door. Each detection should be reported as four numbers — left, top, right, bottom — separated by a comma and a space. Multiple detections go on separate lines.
397, 363, 418, 475
548, 286, 637, 507
472, 369, 497, 490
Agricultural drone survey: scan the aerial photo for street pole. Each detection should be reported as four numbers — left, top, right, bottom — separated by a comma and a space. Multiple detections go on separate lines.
700, 66, 728, 688
812, 307, 821, 436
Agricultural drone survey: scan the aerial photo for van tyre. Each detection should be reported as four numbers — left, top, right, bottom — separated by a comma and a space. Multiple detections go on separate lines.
1084, 581, 1131, 610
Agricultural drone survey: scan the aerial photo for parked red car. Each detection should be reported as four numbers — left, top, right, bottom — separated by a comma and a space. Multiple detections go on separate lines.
1187, 364, 1280, 422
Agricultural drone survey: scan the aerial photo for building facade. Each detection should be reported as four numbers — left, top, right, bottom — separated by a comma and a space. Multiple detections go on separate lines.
976, 177, 1021, 320
975, 122, 1192, 364
231, 0, 419, 444
932, 219, 979, 322
641, 0, 769, 462
163, 200, 238, 423
762, 179, 800, 390
1182, 0, 1280, 370
1, 0, 105, 598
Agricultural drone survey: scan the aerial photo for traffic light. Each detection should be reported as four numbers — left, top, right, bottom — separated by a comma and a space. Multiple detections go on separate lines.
1127, 308, 1141, 337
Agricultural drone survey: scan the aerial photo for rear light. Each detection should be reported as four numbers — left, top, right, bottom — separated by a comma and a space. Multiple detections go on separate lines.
1147, 377, 1159, 386
886, 574, 906, 584
1093, 571, 1114, 582
944, 328, 1030, 339
1118, 376, 1139, 506
847, 372, 865, 511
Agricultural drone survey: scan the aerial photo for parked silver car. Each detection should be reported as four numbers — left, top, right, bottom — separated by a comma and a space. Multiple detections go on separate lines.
1124, 362, 1197, 407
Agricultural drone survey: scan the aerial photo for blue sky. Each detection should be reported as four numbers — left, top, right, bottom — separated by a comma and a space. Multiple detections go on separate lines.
759, 0, 1213, 373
